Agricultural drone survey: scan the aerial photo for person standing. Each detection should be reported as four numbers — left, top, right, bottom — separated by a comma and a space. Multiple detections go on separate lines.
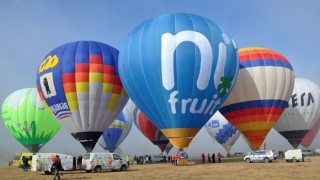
148, 155, 152, 164
22, 156, 28, 171
126, 155, 131, 168
52, 155, 62, 180
79, 155, 82, 169
218, 153, 222, 163
175, 154, 178, 166
201, 153, 205, 164
171, 155, 175, 166
77, 156, 80, 170
208, 153, 211, 163
212, 153, 215, 163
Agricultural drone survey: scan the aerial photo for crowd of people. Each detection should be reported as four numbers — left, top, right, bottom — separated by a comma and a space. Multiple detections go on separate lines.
201, 152, 222, 163
132, 151, 189, 166
133, 155, 153, 164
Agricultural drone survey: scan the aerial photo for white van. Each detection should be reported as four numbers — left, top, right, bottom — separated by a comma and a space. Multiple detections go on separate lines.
31, 153, 75, 174
82, 153, 128, 173
144, 154, 164, 163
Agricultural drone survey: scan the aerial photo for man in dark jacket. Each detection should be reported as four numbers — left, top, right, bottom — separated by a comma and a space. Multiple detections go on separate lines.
52, 155, 62, 180
22, 156, 28, 171
212, 153, 215, 163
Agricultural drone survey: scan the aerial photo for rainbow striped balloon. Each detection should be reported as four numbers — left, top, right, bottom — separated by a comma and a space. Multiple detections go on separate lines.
36, 41, 129, 152
220, 47, 294, 149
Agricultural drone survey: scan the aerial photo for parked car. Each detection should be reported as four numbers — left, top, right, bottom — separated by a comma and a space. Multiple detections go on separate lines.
244, 150, 276, 163
232, 152, 246, 157
302, 149, 313, 156
285, 149, 304, 162
82, 153, 128, 173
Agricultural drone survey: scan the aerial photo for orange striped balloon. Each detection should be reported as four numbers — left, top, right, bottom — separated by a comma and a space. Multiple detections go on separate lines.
220, 47, 294, 149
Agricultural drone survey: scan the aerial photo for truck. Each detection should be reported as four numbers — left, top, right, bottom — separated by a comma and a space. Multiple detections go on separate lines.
31, 153, 75, 174
285, 149, 304, 162
81, 152, 128, 173
13, 152, 34, 168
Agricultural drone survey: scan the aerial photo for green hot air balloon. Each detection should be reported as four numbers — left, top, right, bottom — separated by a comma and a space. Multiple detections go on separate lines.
1, 88, 61, 152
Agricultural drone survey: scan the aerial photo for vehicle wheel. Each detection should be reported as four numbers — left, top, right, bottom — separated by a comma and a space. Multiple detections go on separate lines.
86, 170, 92, 173
293, 158, 297, 163
245, 159, 251, 163
120, 165, 127, 171
264, 158, 270, 163
94, 166, 102, 173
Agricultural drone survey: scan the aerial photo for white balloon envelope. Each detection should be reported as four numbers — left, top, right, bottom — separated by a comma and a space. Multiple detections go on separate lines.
274, 78, 320, 148
205, 111, 240, 152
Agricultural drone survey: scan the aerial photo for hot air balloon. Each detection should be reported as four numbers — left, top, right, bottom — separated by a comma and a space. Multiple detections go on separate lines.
220, 47, 294, 149
119, 13, 239, 148
130, 102, 170, 151
164, 142, 174, 154
273, 78, 320, 148
301, 118, 320, 149
1, 88, 61, 152
241, 134, 256, 151
36, 41, 129, 152
99, 109, 132, 152
205, 112, 240, 152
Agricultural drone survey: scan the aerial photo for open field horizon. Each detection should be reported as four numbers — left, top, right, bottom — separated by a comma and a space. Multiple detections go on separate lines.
1, 156, 320, 180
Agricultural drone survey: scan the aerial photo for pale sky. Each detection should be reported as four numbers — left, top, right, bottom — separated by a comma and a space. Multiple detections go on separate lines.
1, 0, 320, 165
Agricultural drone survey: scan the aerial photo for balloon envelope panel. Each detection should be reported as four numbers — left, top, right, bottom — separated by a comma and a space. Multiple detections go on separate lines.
220, 47, 294, 149
205, 112, 240, 152
274, 78, 320, 148
130, 103, 169, 147
99, 109, 132, 152
36, 41, 129, 152
119, 13, 239, 148
301, 118, 320, 149
2, 88, 61, 152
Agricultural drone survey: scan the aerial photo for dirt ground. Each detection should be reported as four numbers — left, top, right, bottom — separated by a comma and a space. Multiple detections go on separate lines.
1, 156, 320, 180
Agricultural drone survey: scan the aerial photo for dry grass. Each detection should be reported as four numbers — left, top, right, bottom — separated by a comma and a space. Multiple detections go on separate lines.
1, 156, 320, 180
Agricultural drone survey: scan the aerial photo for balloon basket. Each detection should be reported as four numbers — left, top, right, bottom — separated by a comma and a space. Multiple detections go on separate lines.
177, 158, 188, 166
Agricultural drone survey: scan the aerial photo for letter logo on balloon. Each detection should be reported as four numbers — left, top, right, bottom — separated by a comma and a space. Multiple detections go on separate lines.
161, 31, 213, 91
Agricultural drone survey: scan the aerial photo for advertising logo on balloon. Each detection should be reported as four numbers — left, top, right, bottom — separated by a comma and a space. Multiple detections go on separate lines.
162, 31, 233, 116
108, 120, 129, 130
289, 92, 314, 108
38, 55, 58, 74
205, 120, 220, 128
39, 72, 57, 98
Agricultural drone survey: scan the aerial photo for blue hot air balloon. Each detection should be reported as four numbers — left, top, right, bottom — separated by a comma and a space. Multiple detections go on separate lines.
36, 41, 129, 152
99, 109, 132, 152
119, 13, 239, 148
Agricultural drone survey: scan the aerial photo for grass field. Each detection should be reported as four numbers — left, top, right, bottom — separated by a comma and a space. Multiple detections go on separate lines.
1, 156, 320, 179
